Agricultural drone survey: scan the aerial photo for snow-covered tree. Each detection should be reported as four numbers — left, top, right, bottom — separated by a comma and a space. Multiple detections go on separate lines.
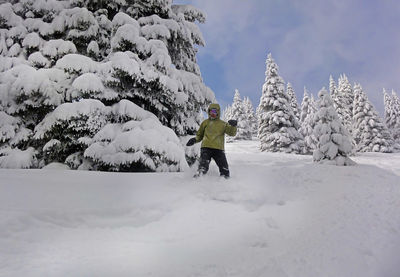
243, 97, 258, 137
383, 89, 400, 142
257, 53, 304, 153
33, 99, 109, 168
83, 100, 188, 172
384, 89, 394, 128
334, 74, 354, 135
106, 5, 214, 136
222, 104, 233, 122
329, 75, 337, 97
313, 88, 355, 166
352, 84, 393, 152
286, 82, 300, 120
228, 89, 252, 140
299, 88, 317, 154
300, 87, 310, 123
0, 0, 213, 170
0, 111, 35, 168
310, 94, 316, 110
33, 99, 188, 171
390, 90, 400, 142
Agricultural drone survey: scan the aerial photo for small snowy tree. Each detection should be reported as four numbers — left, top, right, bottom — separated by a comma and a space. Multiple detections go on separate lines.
286, 82, 300, 120
222, 104, 233, 122
257, 53, 304, 153
329, 75, 337, 97
352, 84, 393, 152
243, 97, 258, 137
228, 89, 252, 140
299, 88, 317, 154
383, 89, 400, 142
384, 89, 395, 128
310, 94, 316, 110
334, 74, 354, 135
300, 87, 310, 123
313, 88, 354, 166
84, 100, 188, 172
0, 111, 35, 168
390, 90, 400, 142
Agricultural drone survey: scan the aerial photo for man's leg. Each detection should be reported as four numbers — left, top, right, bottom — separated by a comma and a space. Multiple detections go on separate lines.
213, 149, 230, 178
197, 148, 212, 176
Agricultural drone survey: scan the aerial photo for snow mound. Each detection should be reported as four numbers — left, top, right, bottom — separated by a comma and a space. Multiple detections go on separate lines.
42, 162, 70, 170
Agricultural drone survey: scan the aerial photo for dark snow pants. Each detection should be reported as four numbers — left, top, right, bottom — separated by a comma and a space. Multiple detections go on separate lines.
198, 147, 230, 177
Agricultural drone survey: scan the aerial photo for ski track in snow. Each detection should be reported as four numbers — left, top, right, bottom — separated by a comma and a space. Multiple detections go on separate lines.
0, 140, 400, 277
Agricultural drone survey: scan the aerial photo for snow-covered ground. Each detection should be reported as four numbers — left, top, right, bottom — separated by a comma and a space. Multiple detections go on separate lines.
1, 140, 400, 277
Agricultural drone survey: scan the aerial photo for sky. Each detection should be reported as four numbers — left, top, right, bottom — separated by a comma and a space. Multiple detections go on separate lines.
174, 0, 400, 115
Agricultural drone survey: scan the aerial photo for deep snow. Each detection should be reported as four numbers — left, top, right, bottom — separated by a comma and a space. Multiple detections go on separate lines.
1, 140, 400, 277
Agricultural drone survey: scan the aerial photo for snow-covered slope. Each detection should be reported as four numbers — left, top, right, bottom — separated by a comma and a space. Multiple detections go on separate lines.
1, 140, 399, 277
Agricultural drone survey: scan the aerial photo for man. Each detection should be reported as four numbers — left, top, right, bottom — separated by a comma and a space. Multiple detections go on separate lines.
186, 103, 237, 178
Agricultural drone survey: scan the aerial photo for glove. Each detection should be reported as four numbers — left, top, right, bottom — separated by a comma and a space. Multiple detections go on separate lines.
228, 119, 237, 127
186, 137, 197, 146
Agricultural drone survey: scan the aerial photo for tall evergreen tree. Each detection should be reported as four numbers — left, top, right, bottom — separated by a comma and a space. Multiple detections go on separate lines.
313, 88, 354, 166
0, 0, 213, 170
286, 82, 300, 120
352, 84, 393, 152
257, 53, 304, 153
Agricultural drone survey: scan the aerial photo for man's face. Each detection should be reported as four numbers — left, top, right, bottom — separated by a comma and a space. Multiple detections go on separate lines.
209, 108, 218, 119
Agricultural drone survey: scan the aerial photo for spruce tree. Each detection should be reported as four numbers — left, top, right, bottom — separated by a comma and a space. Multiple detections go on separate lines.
329, 75, 337, 97
331, 76, 341, 117
391, 90, 400, 140
286, 82, 300, 121
335, 74, 354, 135
310, 94, 316, 111
299, 88, 317, 154
222, 104, 233, 122
383, 89, 400, 141
300, 87, 310, 123
243, 96, 257, 137
0, 0, 213, 170
313, 88, 354, 166
352, 84, 393, 152
228, 89, 252, 140
257, 53, 304, 153
0, 111, 35, 168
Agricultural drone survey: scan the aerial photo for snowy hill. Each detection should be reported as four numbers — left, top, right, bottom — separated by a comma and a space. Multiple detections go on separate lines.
1, 140, 400, 277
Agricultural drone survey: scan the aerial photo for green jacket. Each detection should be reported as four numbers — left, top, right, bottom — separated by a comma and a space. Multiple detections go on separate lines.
196, 103, 237, 150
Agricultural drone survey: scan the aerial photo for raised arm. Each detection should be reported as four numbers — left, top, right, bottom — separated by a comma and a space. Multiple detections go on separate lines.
225, 120, 237, 136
